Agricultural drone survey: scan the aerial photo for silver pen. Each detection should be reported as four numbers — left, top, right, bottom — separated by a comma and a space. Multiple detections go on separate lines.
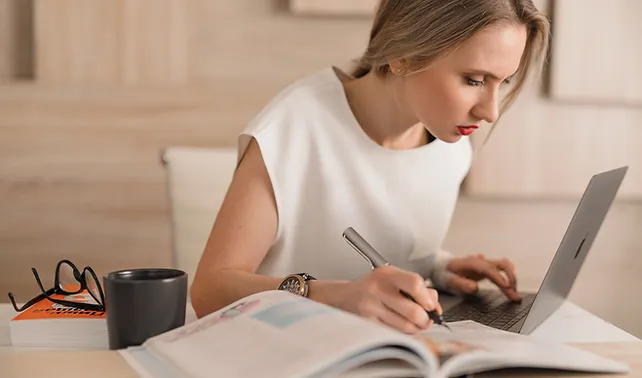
342, 227, 452, 331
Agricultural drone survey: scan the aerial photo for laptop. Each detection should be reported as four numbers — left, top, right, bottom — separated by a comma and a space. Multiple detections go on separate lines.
440, 166, 628, 334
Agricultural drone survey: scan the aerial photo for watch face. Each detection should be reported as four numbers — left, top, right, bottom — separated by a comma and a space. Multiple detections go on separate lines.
279, 276, 304, 295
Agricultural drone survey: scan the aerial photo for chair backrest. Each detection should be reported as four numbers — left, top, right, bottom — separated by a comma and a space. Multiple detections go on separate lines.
161, 146, 238, 288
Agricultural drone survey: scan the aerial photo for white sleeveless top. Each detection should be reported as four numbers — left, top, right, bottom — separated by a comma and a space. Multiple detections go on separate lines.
237, 67, 472, 289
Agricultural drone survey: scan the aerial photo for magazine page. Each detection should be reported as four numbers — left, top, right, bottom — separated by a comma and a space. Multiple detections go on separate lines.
312, 347, 429, 378
413, 321, 630, 378
120, 290, 438, 378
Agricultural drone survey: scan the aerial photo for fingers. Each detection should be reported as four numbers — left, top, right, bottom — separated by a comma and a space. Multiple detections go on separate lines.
430, 289, 443, 316
489, 258, 521, 302
369, 266, 440, 333
387, 268, 439, 314
448, 274, 479, 294
453, 257, 509, 289
374, 302, 426, 334
379, 290, 432, 332
477, 262, 511, 291
491, 258, 517, 289
450, 256, 522, 302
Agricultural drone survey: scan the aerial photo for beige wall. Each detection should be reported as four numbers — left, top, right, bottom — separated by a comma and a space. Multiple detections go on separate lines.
1, 0, 641, 337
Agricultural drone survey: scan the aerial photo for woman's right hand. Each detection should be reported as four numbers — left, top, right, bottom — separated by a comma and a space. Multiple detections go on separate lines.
313, 266, 441, 334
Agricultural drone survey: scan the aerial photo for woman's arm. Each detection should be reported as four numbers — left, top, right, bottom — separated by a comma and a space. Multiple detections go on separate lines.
189, 137, 339, 318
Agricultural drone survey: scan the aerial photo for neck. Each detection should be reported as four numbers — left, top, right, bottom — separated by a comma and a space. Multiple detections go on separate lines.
341, 69, 430, 150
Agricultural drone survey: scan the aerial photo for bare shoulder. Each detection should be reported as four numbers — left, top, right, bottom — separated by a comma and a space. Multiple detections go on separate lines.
237, 137, 272, 180
197, 137, 278, 273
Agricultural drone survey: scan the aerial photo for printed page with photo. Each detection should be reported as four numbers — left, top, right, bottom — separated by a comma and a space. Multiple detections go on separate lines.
119, 290, 438, 378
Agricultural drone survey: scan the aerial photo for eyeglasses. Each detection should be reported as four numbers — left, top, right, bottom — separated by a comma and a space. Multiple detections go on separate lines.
8, 259, 105, 312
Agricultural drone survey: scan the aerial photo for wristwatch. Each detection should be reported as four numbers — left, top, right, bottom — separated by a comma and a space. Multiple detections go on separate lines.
277, 273, 316, 297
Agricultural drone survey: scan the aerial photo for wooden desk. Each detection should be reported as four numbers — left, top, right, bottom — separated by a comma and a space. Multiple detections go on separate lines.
0, 349, 137, 377
483, 343, 642, 377
0, 342, 641, 377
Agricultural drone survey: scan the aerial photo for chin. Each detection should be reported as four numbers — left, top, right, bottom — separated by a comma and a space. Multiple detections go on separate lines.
424, 125, 462, 144
433, 132, 462, 144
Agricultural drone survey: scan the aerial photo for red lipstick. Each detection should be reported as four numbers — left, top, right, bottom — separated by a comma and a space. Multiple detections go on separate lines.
456, 125, 479, 136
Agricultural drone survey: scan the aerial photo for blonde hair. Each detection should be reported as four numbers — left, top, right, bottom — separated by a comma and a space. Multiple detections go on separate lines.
351, 0, 550, 124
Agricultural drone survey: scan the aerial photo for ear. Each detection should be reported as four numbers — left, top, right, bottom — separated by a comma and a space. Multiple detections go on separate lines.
387, 59, 408, 76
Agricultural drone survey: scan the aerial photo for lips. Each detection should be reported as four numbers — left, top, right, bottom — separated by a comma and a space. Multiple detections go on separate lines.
456, 125, 479, 136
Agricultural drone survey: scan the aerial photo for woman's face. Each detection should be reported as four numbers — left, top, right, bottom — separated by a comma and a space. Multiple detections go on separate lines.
391, 23, 528, 143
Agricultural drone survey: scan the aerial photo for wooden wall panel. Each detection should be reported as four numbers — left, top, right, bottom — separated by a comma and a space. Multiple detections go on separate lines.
34, 0, 121, 83
289, 0, 378, 15
0, 82, 270, 182
34, 0, 189, 84
33, 0, 372, 85
0, 80, 283, 301
0, 0, 33, 79
120, 0, 189, 84
549, 0, 642, 105
2, 181, 170, 301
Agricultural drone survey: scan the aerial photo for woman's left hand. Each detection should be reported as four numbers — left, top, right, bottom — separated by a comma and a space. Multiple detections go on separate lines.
445, 254, 522, 302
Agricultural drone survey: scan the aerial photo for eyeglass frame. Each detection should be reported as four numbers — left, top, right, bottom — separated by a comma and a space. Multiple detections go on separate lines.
7, 259, 105, 313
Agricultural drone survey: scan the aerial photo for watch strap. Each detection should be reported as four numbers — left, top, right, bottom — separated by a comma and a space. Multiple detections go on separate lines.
296, 272, 316, 281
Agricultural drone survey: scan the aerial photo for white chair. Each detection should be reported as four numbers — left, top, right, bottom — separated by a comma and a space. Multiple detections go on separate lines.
161, 146, 238, 289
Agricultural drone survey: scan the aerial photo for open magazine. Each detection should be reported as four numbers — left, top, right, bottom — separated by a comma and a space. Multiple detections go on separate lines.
119, 290, 630, 378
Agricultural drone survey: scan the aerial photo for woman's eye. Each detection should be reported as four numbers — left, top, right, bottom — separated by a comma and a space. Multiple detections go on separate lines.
467, 78, 484, 87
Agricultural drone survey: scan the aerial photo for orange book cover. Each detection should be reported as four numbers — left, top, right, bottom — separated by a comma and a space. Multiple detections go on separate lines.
11, 291, 106, 321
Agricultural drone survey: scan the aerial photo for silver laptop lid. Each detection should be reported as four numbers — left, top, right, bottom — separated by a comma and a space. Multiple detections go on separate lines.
519, 166, 628, 334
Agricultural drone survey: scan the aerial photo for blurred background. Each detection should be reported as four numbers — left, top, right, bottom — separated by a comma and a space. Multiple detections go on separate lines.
1, 0, 641, 337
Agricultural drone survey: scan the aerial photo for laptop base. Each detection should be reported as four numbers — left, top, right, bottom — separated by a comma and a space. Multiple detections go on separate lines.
440, 289, 536, 333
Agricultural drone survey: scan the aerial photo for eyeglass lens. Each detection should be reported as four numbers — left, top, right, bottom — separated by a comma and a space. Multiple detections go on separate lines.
85, 271, 103, 306
57, 261, 81, 293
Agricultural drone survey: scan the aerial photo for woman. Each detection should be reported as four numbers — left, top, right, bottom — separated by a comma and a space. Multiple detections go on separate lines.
190, 0, 550, 334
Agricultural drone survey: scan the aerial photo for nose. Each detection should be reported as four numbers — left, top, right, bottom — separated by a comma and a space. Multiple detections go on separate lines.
472, 90, 500, 124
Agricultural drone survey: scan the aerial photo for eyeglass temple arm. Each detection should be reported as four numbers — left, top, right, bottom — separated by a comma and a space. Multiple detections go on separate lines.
7, 288, 53, 312
32, 267, 50, 294
7, 267, 55, 312
7, 292, 29, 312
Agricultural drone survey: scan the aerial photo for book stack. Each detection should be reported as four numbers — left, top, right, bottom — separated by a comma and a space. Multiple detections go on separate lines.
9, 291, 108, 349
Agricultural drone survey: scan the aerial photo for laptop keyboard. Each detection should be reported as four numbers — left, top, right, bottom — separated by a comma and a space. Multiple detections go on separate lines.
443, 291, 536, 331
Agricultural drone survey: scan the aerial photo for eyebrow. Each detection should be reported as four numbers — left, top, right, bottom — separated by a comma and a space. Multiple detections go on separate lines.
467, 69, 517, 82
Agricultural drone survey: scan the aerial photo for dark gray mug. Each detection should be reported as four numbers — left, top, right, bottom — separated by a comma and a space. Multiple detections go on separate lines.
103, 268, 187, 350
